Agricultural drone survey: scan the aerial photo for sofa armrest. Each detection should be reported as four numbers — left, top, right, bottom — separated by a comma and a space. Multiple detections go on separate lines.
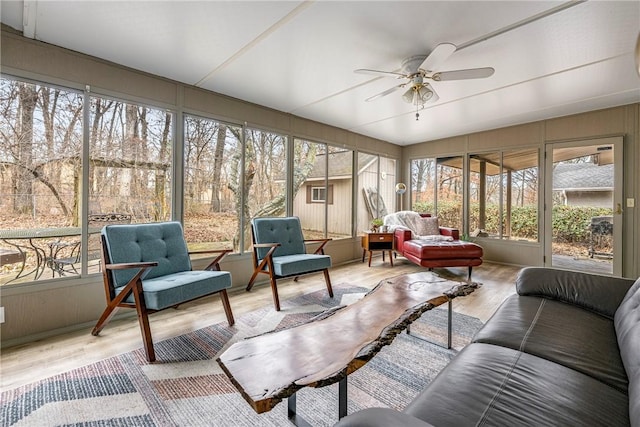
393, 228, 413, 254
439, 227, 459, 240
516, 267, 635, 318
334, 408, 435, 427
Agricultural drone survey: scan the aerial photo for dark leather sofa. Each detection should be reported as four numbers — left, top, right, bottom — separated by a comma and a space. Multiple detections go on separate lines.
336, 267, 640, 426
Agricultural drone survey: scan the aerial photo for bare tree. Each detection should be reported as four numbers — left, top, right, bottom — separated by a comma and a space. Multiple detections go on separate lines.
14, 83, 37, 214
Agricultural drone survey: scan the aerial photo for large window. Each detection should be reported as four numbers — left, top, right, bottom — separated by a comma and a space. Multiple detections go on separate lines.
357, 152, 396, 233
293, 139, 353, 239
0, 78, 84, 282
183, 115, 241, 253
469, 149, 538, 241
412, 151, 538, 239
88, 96, 173, 223
411, 156, 463, 230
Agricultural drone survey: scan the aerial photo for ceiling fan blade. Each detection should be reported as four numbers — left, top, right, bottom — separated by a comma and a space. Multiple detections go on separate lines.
365, 84, 404, 102
420, 42, 456, 72
355, 68, 406, 78
432, 67, 495, 81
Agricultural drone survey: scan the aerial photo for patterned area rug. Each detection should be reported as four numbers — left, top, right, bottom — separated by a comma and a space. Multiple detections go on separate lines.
2, 284, 483, 427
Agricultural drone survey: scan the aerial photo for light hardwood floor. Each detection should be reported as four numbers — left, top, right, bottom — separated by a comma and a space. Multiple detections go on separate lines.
0, 257, 521, 392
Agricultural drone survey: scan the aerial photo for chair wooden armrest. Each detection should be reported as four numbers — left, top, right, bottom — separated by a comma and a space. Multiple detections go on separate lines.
253, 243, 280, 248
188, 248, 233, 271
304, 238, 332, 254
105, 261, 159, 270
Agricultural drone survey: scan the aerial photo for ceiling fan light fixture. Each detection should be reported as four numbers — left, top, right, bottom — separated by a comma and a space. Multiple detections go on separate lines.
402, 87, 417, 104
417, 85, 433, 103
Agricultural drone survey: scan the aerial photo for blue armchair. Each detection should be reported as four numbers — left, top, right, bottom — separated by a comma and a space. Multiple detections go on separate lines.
246, 216, 333, 311
91, 221, 235, 362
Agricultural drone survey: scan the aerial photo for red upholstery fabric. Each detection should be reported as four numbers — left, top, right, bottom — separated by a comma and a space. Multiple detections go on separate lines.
404, 240, 483, 260
403, 239, 483, 269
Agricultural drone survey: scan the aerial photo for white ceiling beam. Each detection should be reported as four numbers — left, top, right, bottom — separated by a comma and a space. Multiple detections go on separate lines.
22, 0, 37, 39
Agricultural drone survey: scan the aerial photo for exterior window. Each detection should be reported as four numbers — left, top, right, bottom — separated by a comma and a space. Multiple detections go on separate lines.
311, 186, 326, 202
88, 96, 172, 224
294, 139, 352, 239
411, 156, 463, 230
242, 128, 287, 249
357, 152, 397, 233
87, 96, 173, 268
183, 115, 241, 254
469, 149, 538, 241
0, 77, 83, 283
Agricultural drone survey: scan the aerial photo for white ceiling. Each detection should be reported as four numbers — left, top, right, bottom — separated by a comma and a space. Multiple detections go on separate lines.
2, 1, 639, 146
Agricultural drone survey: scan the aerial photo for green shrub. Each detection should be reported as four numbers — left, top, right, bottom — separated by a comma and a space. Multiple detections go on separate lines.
411, 201, 612, 242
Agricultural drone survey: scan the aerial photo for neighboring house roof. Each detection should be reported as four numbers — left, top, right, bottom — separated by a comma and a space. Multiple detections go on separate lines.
305, 151, 377, 182
552, 163, 613, 191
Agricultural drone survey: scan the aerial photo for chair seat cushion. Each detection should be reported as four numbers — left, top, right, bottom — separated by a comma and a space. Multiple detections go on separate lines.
116, 270, 231, 310
403, 239, 483, 260
270, 254, 331, 277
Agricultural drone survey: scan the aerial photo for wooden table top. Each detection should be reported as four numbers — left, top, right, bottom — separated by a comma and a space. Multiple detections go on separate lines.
217, 271, 480, 414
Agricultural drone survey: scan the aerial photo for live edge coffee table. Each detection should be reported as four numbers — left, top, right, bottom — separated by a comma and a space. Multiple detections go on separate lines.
217, 271, 480, 426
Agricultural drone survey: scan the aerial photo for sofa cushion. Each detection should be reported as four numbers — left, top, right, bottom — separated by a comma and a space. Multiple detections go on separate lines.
473, 294, 628, 392
404, 343, 630, 427
403, 239, 483, 260
615, 278, 640, 426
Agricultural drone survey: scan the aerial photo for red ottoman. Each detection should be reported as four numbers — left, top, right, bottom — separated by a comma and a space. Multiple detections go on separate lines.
402, 239, 483, 279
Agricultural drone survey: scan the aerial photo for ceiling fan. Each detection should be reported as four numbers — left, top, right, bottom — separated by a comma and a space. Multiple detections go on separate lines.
355, 43, 495, 120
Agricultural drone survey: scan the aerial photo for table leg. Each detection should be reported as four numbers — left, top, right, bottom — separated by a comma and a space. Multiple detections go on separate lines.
288, 393, 312, 427
338, 375, 348, 419
287, 374, 348, 426
406, 299, 453, 350
368, 251, 372, 267
388, 250, 393, 267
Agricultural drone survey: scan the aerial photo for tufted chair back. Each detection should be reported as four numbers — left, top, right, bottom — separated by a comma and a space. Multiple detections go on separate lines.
252, 217, 306, 260
102, 221, 192, 289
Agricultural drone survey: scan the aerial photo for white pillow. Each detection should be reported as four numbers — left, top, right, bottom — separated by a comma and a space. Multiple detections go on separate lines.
417, 217, 440, 236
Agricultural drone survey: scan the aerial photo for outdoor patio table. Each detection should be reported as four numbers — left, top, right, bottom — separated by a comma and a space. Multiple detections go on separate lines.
0, 227, 100, 283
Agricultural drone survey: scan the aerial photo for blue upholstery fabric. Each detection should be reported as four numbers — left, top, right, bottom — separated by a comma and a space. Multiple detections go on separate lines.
271, 254, 331, 276
252, 217, 306, 260
102, 221, 232, 310
103, 222, 192, 288
251, 216, 331, 277
115, 270, 231, 310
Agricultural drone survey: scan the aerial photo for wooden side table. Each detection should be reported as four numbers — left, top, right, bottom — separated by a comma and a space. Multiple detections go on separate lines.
361, 231, 394, 267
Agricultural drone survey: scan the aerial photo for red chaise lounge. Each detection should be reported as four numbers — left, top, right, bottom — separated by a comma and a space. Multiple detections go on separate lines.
384, 211, 483, 279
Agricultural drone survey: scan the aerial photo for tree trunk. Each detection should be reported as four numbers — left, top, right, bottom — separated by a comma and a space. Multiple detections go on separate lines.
210, 123, 227, 212
14, 83, 37, 214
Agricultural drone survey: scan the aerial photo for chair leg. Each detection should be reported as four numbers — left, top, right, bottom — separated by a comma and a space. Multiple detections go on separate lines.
219, 289, 235, 326
246, 269, 260, 291
91, 301, 120, 336
324, 269, 334, 298
468, 266, 472, 281
270, 277, 281, 311
130, 283, 155, 363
